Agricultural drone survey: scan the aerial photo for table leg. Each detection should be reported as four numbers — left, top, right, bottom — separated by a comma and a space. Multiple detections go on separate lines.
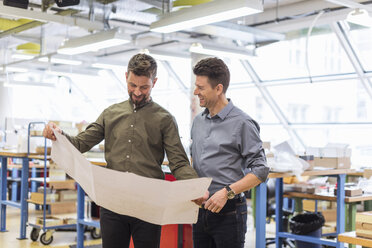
18, 157, 29, 239
336, 174, 346, 248
364, 200, 372, 211
255, 181, 266, 248
11, 168, 19, 201
0, 157, 7, 232
77, 184, 85, 248
275, 178, 284, 248
346, 203, 356, 248
294, 197, 303, 213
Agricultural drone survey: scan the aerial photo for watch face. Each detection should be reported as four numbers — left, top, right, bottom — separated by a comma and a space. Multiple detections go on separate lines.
227, 191, 235, 200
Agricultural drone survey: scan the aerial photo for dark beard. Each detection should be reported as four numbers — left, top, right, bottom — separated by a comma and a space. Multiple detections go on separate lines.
130, 93, 148, 108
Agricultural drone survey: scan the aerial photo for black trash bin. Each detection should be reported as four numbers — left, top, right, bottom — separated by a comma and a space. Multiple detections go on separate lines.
289, 212, 325, 248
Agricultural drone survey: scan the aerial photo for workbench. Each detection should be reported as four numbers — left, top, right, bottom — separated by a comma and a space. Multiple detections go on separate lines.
0, 151, 30, 239
254, 169, 353, 248
338, 231, 372, 247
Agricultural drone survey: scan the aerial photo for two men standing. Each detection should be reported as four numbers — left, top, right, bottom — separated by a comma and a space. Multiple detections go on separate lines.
43, 54, 269, 248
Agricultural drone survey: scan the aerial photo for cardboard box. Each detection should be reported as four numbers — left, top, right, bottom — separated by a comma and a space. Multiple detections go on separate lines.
333, 187, 363, 197
50, 201, 76, 214
364, 169, 372, 179
59, 190, 77, 201
36, 216, 62, 227
356, 211, 372, 239
35, 146, 51, 155
49, 180, 75, 190
314, 157, 351, 169
303, 200, 332, 212
321, 209, 337, 222
30, 192, 59, 203
306, 145, 352, 158
49, 168, 66, 181
63, 218, 77, 224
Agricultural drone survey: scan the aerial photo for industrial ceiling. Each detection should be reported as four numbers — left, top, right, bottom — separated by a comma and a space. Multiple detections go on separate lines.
0, 0, 371, 80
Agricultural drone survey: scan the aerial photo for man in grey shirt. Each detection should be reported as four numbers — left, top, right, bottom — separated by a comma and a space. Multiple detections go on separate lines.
191, 57, 269, 248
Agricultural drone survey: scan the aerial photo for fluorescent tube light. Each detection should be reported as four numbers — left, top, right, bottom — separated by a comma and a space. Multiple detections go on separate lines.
5, 67, 29, 73
347, 8, 372, 28
58, 28, 131, 55
38, 57, 82, 65
150, 52, 190, 63
91, 63, 125, 70
150, 0, 263, 33
11, 54, 35, 60
189, 43, 253, 59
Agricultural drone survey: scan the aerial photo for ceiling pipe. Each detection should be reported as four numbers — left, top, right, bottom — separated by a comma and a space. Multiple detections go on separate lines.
0, 4, 104, 31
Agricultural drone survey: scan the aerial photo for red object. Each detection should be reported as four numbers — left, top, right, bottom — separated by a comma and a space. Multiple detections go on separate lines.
129, 224, 193, 248
129, 173, 193, 248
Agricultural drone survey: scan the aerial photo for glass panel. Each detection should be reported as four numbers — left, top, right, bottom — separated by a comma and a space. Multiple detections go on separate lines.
249, 25, 354, 81
296, 126, 372, 169
267, 79, 372, 123
228, 58, 252, 84
347, 25, 372, 72
228, 86, 279, 124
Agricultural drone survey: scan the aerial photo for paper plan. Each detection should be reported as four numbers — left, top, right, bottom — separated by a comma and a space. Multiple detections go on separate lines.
51, 130, 211, 225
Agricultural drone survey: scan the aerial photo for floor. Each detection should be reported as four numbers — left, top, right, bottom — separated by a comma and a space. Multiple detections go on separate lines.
0, 202, 357, 248
0, 205, 101, 248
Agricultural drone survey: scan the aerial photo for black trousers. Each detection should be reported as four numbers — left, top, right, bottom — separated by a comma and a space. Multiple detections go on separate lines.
100, 207, 161, 248
193, 196, 247, 248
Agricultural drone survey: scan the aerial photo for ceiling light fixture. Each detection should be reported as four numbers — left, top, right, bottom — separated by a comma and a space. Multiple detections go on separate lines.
38, 57, 82, 65
149, 51, 190, 63
11, 54, 35, 60
189, 43, 254, 59
91, 63, 125, 70
347, 8, 372, 27
150, 0, 263, 33
5, 67, 29, 73
58, 28, 131, 55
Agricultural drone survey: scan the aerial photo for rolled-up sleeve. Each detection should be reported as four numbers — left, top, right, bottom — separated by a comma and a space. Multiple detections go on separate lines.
64, 112, 105, 153
238, 119, 269, 182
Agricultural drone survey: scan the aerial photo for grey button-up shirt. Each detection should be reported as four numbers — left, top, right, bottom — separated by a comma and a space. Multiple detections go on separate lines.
191, 100, 269, 194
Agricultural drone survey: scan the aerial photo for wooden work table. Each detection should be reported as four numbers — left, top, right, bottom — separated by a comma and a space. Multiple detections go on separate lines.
284, 192, 372, 203
338, 231, 372, 247
269, 168, 355, 178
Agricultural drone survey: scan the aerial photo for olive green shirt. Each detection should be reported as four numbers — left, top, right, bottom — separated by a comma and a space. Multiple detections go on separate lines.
64, 99, 198, 180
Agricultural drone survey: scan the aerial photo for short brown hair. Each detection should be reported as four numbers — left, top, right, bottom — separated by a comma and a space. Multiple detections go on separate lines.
127, 53, 157, 79
193, 57, 230, 93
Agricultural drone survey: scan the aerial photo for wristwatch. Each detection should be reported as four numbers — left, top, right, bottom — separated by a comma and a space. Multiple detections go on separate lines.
224, 185, 236, 200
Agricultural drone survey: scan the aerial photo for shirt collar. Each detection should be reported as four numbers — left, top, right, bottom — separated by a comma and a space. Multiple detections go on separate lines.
202, 99, 234, 120
129, 97, 153, 110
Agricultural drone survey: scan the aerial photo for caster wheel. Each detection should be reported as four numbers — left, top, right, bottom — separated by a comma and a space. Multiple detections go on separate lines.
30, 228, 40, 241
90, 227, 101, 239
40, 232, 53, 245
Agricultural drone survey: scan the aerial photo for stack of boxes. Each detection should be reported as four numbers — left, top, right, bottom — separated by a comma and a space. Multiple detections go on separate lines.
29, 164, 77, 214
305, 144, 352, 169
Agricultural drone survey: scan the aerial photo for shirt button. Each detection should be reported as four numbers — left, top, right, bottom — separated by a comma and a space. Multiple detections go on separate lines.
134, 110, 136, 113
130, 125, 134, 127
128, 140, 131, 143
126, 155, 130, 158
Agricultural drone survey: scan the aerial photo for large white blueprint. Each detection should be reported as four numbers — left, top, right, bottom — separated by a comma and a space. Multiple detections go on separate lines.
51, 130, 211, 225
